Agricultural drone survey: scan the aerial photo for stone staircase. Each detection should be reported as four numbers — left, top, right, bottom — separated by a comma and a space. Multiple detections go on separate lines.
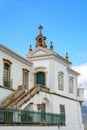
0, 85, 50, 109
0, 85, 25, 108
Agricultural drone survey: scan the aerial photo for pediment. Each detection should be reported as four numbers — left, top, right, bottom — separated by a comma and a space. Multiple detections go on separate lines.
33, 50, 47, 56
26, 47, 52, 58
26, 47, 71, 65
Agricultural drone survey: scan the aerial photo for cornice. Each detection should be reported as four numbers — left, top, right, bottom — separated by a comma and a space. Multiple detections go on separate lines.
67, 68, 80, 76
0, 85, 15, 91
53, 52, 72, 65
0, 44, 32, 66
27, 47, 72, 65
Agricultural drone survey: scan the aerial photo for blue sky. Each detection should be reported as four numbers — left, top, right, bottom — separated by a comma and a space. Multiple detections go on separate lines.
0, 0, 87, 66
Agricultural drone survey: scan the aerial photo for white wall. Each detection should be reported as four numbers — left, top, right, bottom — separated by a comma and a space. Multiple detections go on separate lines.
0, 50, 32, 90
54, 59, 78, 99
30, 56, 79, 100
20, 90, 84, 130
52, 94, 83, 128
0, 49, 33, 102
0, 126, 62, 130
0, 47, 84, 130
21, 91, 53, 113
0, 125, 84, 130
0, 87, 13, 104
32, 58, 50, 88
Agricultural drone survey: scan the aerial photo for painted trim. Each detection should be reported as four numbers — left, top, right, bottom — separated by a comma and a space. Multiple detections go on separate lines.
50, 91, 83, 102
58, 71, 64, 90
0, 85, 15, 91
0, 44, 32, 66
3, 59, 12, 88
26, 46, 72, 65
67, 68, 80, 76
34, 70, 46, 87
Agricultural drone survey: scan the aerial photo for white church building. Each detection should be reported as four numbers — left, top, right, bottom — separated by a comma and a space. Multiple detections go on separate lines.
0, 26, 84, 130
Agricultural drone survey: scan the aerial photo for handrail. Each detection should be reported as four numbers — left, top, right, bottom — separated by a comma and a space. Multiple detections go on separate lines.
0, 86, 50, 109
0, 85, 25, 107
15, 86, 50, 108
0, 107, 65, 126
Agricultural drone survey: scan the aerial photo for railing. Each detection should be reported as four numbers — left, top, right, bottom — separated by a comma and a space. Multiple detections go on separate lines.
0, 108, 65, 125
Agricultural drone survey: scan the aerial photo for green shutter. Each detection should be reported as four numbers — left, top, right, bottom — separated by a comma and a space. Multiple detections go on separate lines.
41, 104, 45, 120
60, 105, 65, 115
36, 72, 45, 85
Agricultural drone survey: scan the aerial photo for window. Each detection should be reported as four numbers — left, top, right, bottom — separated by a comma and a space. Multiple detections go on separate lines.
60, 105, 65, 115
37, 103, 46, 120
3, 59, 12, 88
36, 72, 45, 86
69, 77, 74, 93
60, 104, 65, 125
23, 69, 29, 90
41, 103, 46, 120
58, 72, 64, 90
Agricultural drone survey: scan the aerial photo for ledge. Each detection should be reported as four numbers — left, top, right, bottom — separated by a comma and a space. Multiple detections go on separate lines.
0, 85, 15, 91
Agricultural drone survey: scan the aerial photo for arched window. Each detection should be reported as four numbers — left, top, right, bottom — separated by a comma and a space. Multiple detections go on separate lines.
3, 59, 12, 88
69, 77, 74, 93
36, 72, 45, 86
58, 72, 64, 90
39, 38, 42, 46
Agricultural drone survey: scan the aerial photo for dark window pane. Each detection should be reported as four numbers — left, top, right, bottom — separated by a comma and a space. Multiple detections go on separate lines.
36, 72, 45, 85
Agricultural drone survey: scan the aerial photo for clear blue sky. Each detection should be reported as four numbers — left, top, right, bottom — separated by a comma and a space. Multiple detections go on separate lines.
0, 0, 87, 66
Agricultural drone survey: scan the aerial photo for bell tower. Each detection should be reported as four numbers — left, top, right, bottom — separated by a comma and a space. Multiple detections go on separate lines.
36, 25, 47, 48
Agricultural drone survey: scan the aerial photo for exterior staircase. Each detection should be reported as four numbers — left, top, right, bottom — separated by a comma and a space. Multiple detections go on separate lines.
0, 85, 25, 108
0, 85, 50, 109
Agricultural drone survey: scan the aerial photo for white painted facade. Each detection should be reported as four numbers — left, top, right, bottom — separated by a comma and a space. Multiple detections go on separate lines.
0, 44, 33, 101
0, 26, 84, 130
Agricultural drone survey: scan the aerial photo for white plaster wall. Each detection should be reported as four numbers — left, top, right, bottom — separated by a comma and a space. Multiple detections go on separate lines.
49, 58, 55, 91
22, 91, 53, 113
32, 59, 50, 88
30, 57, 78, 100
0, 51, 32, 90
29, 65, 34, 89
54, 59, 78, 99
0, 123, 84, 130
21, 90, 84, 130
0, 88, 13, 104
54, 60, 69, 96
68, 73, 77, 99
52, 94, 84, 129
0, 48, 83, 130
0, 126, 63, 130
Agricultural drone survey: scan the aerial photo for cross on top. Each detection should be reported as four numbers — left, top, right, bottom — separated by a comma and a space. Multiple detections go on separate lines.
38, 25, 43, 35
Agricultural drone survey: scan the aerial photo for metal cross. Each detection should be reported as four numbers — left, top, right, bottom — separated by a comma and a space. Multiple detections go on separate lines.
38, 25, 43, 34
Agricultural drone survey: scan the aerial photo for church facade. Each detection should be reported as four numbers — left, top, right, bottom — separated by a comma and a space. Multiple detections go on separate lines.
0, 26, 84, 130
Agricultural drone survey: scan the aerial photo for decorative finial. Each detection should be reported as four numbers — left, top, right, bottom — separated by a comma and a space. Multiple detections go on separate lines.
50, 41, 53, 50
38, 25, 43, 35
29, 45, 32, 52
65, 52, 68, 60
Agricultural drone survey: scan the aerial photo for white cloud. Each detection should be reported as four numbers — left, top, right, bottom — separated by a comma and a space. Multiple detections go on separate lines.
73, 63, 87, 89
73, 63, 87, 105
